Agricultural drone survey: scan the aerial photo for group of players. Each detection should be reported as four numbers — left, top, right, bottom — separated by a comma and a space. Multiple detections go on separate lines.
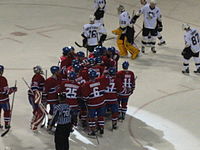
28, 45, 135, 136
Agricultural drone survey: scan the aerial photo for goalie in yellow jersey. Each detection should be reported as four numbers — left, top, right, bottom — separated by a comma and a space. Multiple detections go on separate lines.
112, 5, 140, 59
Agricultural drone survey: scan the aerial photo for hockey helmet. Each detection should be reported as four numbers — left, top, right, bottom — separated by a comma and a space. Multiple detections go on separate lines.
95, 57, 102, 64
72, 59, 79, 67
33, 65, 43, 74
122, 61, 129, 69
77, 51, 85, 58
0, 65, 4, 73
73, 64, 81, 72
107, 46, 116, 54
68, 71, 77, 80
88, 58, 95, 65
62, 47, 71, 55
88, 69, 98, 79
97, 0, 106, 9
50, 66, 59, 74
108, 67, 116, 75
182, 23, 190, 31
89, 15, 95, 23
117, 5, 125, 15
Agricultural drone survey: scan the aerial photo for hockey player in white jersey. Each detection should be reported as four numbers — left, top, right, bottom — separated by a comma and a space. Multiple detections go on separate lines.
132, 0, 162, 53
112, 5, 140, 59
140, 0, 166, 46
181, 24, 200, 74
82, 15, 107, 53
94, 0, 106, 25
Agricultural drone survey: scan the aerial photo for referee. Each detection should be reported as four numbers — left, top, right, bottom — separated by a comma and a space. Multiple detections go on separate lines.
48, 94, 73, 150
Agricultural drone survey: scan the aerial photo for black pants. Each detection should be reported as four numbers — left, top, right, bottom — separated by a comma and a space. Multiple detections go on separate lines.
182, 46, 199, 60
55, 124, 71, 150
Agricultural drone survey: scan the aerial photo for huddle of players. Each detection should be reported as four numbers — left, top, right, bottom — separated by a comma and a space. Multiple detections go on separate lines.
29, 45, 136, 136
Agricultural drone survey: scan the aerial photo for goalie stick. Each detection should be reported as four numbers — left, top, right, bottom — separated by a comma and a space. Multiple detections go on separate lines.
1, 80, 17, 137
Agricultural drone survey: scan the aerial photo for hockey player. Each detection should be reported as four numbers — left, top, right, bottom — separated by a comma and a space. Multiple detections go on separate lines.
28, 66, 46, 131
58, 71, 81, 127
0, 65, 17, 129
44, 66, 61, 126
82, 15, 107, 53
139, 0, 166, 46
94, 0, 106, 25
104, 67, 123, 129
132, 0, 162, 53
181, 24, 200, 74
82, 69, 109, 135
112, 5, 140, 59
116, 61, 135, 120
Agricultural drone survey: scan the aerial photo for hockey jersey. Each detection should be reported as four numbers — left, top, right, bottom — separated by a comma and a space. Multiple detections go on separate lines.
184, 28, 200, 53
104, 75, 123, 104
59, 80, 81, 109
137, 4, 161, 29
116, 70, 135, 98
0, 76, 10, 103
82, 76, 109, 109
44, 76, 60, 104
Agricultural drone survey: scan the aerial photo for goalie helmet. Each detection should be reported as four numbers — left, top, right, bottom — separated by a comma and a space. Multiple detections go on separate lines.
182, 23, 190, 31
122, 61, 129, 69
33, 65, 43, 74
117, 5, 125, 15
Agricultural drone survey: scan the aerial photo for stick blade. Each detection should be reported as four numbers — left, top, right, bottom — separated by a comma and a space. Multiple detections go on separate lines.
1, 129, 10, 137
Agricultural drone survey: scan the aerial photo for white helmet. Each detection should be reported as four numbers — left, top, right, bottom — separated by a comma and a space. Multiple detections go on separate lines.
150, 0, 157, 4
89, 15, 95, 23
182, 23, 190, 30
97, 0, 106, 9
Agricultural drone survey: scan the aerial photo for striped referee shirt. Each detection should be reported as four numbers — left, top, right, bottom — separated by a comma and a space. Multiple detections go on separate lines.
52, 103, 71, 125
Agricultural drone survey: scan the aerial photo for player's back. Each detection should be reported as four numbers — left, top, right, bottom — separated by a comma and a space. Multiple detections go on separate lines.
185, 28, 200, 53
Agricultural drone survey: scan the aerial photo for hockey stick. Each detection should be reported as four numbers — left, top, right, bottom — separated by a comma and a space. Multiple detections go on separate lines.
22, 78, 48, 115
134, 29, 142, 41
1, 80, 17, 137
41, 70, 48, 128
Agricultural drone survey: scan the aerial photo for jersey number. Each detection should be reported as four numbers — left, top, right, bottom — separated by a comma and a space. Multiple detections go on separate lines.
65, 88, 77, 98
93, 87, 100, 97
124, 78, 132, 88
191, 33, 200, 45
89, 30, 97, 38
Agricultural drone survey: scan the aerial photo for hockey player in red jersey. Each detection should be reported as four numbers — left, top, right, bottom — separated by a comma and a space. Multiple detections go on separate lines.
28, 66, 46, 131
82, 69, 109, 135
58, 71, 81, 127
105, 67, 123, 129
116, 61, 135, 120
44, 66, 61, 126
0, 65, 17, 129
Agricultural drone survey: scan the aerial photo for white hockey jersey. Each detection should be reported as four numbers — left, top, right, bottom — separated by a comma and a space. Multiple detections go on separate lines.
83, 23, 107, 46
184, 28, 200, 53
119, 11, 131, 28
137, 4, 161, 29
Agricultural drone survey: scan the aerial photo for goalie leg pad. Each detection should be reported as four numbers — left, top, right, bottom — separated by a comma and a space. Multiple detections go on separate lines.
117, 37, 128, 56
124, 37, 140, 59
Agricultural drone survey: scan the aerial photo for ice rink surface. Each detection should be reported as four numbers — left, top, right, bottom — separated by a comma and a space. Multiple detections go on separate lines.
0, 0, 200, 150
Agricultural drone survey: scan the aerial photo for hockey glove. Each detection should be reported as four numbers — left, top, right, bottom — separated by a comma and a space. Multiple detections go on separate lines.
157, 21, 163, 32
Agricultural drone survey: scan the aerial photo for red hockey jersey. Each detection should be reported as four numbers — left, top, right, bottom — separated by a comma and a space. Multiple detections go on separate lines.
116, 70, 135, 98
104, 75, 123, 104
82, 76, 109, 109
44, 76, 60, 104
0, 76, 10, 103
59, 80, 81, 109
